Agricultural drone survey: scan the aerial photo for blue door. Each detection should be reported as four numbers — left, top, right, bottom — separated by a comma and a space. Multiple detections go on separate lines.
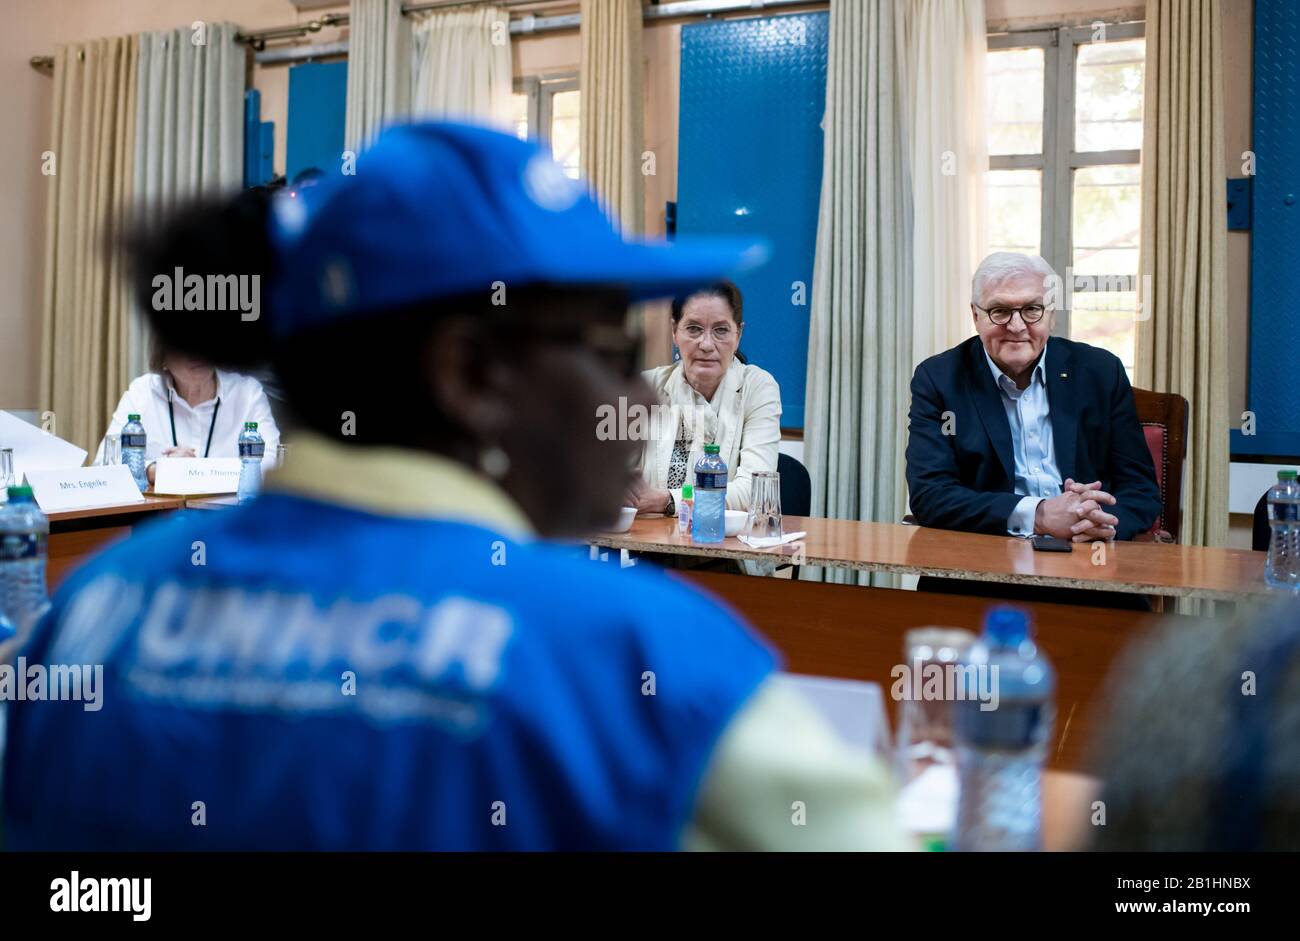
676, 12, 828, 430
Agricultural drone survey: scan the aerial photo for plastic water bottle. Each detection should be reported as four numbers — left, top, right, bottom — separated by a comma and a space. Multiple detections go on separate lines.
0, 486, 50, 640
121, 412, 148, 491
952, 606, 1055, 852
237, 421, 265, 504
1266, 469, 1300, 590
692, 444, 727, 544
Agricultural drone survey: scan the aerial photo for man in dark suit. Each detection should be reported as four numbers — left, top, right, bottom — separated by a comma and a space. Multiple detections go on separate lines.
906, 252, 1161, 550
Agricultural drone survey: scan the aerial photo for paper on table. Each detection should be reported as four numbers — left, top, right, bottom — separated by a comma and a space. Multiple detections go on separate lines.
769, 672, 890, 755
0, 410, 87, 484
736, 530, 806, 548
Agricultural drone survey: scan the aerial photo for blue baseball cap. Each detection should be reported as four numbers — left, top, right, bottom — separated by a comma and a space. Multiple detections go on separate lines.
269, 121, 768, 337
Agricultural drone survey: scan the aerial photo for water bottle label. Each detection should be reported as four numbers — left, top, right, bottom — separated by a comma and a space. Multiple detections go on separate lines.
121, 433, 147, 448
239, 442, 265, 458
0, 532, 46, 562
694, 471, 727, 489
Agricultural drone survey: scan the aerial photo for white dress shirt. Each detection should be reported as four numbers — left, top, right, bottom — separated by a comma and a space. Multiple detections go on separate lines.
983, 347, 1062, 535
94, 370, 281, 470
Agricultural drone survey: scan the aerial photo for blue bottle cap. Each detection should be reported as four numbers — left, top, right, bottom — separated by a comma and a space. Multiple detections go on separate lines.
983, 605, 1031, 645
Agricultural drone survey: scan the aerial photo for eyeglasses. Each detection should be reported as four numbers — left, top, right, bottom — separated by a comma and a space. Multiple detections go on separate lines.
679, 323, 735, 343
975, 304, 1048, 326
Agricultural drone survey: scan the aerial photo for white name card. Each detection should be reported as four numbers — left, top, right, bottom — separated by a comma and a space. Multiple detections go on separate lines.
26, 464, 144, 513
153, 457, 243, 496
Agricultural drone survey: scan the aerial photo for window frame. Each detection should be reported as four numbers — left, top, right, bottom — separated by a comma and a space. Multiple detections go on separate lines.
987, 21, 1145, 339
514, 72, 579, 149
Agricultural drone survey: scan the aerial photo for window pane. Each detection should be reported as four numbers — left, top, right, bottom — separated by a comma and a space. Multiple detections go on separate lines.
1075, 39, 1145, 152
549, 89, 581, 179
512, 92, 529, 141
1071, 164, 1140, 275
987, 47, 1045, 155
1070, 164, 1140, 371
987, 169, 1042, 256
1070, 290, 1137, 380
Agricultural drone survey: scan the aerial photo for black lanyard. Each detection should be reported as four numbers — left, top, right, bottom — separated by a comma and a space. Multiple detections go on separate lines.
168, 392, 221, 458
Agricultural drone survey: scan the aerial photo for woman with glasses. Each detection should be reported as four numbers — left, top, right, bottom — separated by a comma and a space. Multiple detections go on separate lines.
4, 124, 904, 851
629, 280, 782, 516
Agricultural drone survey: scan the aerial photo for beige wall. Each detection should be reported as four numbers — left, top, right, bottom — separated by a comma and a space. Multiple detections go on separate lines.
0, 0, 348, 411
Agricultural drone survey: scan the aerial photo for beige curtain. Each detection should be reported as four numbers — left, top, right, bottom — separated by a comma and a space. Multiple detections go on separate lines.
899, 0, 987, 366
130, 22, 245, 380
345, 0, 412, 150
411, 4, 513, 127
1136, 0, 1229, 549
579, 0, 644, 233
803, 0, 911, 586
40, 37, 139, 456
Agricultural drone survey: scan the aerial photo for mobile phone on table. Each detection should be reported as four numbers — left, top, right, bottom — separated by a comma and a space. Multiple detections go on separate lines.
1031, 535, 1073, 552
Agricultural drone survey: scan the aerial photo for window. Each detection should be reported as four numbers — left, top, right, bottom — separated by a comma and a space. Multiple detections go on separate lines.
985, 24, 1145, 376
512, 74, 581, 179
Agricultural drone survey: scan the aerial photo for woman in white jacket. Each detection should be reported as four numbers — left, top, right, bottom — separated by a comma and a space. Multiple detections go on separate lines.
629, 281, 781, 515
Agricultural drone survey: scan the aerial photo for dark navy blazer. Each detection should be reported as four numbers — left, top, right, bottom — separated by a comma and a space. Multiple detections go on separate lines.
905, 335, 1161, 540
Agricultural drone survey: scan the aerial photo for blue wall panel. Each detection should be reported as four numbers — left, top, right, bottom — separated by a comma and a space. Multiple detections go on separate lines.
286, 61, 348, 182
1244, 0, 1300, 458
676, 13, 828, 429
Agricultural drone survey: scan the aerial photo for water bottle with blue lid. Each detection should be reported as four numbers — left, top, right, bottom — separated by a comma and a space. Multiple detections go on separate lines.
952, 605, 1055, 852
692, 444, 727, 544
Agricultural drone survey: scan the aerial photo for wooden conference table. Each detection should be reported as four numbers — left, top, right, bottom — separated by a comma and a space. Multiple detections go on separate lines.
46, 499, 1272, 773
590, 515, 1272, 772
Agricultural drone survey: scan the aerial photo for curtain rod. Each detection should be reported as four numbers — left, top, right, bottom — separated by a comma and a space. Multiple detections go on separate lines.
30, 0, 824, 69
234, 0, 823, 47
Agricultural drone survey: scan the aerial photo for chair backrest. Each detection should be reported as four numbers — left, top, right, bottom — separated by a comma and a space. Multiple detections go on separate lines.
1253, 490, 1271, 551
1132, 388, 1189, 542
777, 451, 811, 518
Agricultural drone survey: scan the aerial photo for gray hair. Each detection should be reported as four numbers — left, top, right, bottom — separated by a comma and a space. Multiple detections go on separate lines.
970, 251, 1058, 306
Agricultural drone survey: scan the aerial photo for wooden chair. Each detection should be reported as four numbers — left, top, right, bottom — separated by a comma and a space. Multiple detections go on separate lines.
1131, 388, 1189, 543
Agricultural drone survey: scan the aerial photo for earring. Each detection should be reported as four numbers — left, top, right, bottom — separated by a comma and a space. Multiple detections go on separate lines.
479, 445, 511, 480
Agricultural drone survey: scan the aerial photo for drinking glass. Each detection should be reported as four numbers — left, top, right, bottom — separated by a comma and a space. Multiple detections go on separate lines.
743, 471, 783, 542
100, 434, 121, 467
275, 443, 289, 469
894, 627, 976, 785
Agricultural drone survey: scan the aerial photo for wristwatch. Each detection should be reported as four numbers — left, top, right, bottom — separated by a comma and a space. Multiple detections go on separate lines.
664, 493, 675, 517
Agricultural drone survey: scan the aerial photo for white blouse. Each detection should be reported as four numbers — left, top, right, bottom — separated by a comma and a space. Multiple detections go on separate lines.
94, 370, 281, 469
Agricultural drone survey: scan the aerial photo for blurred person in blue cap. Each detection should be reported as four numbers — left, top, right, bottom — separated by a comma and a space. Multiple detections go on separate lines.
3, 122, 906, 851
